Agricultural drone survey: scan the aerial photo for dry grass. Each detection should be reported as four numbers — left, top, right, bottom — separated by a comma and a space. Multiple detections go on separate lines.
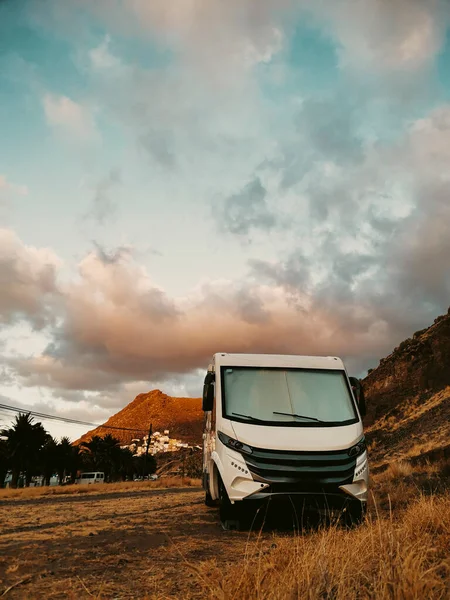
0, 476, 201, 500
366, 387, 450, 470
385, 460, 414, 478
1, 462, 449, 599
196, 495, 450, 600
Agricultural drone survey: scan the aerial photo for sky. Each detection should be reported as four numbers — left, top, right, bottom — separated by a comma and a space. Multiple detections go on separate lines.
1, 0, 450, 440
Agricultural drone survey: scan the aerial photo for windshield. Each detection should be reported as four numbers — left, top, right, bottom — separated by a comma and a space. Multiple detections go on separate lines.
221, 367, 358, 426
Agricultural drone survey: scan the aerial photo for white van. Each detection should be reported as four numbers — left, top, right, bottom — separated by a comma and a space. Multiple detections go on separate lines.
202, 353, 369, 530
77, 472, 105, 485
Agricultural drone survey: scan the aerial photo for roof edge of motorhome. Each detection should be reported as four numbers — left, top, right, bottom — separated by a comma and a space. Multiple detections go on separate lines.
212, 353, 345, 370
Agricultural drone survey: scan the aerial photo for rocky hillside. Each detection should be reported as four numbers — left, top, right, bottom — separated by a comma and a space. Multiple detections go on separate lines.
75, 390, 203, 446
363, 309, 450, 469
363, 308, 450, 425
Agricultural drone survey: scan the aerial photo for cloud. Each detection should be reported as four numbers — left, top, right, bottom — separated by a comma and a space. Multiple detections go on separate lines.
217, 177, 277, 236
92, 241, 133, 265
1, 232, 397, 396
64, 0, 448, 82
87, 35, 270, 174
84, 0, 289, 79
306, 0, 447, 74
0, 175, 28, 198
43, 94, 98, 141
252, 103, 450, 362
0, 229, 61, 328
85, 168, 122, 225
96, 0, 446, 76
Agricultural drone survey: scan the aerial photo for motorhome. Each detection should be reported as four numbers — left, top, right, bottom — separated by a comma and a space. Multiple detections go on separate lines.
77, 472, 105, 485
202, 353, 368, 529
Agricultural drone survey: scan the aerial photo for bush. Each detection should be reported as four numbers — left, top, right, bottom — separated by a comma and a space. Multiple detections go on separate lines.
413, 329, 427, 339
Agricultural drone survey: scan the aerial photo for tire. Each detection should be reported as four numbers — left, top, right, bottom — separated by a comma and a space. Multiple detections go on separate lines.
218, 476, 241, 531
205, 490, 216, 507
344, 502, 366, 527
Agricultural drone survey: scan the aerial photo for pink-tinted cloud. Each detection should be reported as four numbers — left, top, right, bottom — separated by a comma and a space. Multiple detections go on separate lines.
43, 94, 98, 141
4, 241, 395, 395
0, 229, 61, 328
308, 0, 447, 73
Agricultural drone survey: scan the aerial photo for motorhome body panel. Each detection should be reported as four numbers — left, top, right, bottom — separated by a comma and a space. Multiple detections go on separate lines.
230, 421, 363, 452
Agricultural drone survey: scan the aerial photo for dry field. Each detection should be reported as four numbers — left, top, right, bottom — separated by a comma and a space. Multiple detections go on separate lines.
1, 469, 449, 600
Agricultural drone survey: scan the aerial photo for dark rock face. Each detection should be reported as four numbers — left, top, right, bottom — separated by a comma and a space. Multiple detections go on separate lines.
363, 311, 450, 425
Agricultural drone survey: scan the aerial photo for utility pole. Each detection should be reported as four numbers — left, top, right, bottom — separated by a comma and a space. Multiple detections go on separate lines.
143, 422, 152, 478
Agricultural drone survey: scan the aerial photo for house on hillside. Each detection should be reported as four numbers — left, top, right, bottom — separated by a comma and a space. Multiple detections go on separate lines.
120, 429, 188, 457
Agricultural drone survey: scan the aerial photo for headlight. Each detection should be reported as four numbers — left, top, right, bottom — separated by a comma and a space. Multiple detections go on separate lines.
218, 431, 253, 454
348, 437, 366, 457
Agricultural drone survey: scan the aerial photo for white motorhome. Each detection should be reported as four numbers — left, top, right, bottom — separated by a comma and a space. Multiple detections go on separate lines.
77, 472, 105, 485
202, 353, 369, 529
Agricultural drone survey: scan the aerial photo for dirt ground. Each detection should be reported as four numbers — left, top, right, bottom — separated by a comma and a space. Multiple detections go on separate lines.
0, 485, 252, 599
2, 472, 448, 600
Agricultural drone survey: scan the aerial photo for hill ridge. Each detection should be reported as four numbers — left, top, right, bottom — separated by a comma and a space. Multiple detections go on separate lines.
75, 389, 202, 446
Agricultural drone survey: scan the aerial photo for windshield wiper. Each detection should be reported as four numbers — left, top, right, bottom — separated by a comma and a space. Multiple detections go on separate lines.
273, 411, 324, 423
232, 412, 267, 424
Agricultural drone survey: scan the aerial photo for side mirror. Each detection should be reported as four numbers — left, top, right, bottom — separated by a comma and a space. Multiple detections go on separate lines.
349, 377, 366, 418
202, 372, 215, 412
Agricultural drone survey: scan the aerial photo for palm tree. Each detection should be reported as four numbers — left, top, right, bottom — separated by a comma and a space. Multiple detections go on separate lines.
80, 434, 122, 481
56, 437, 80, 484
118, 448, 135, 481
40, 436, 59, 486
1, 413, 49, 487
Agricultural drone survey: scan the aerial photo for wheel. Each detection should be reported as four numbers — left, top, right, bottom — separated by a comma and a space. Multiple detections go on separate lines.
218, 476, 241, 531
343, 502, 366, 527
205, 489, 216, 507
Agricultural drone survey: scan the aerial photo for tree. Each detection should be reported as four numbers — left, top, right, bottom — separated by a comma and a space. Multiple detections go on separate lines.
1, 413, 49, 487
118, 448, 135, 481
80, 434, 123, 481
40, 436, 59, 486
133, 454, 157, 478
56, 437, 80, 484
0, 437, 9, 488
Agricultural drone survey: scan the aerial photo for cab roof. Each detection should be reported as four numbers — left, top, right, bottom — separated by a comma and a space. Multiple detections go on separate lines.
212, 353, 345, 370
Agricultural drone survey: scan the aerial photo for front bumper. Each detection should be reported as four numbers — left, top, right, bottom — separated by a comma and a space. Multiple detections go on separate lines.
223, 444, 369, 505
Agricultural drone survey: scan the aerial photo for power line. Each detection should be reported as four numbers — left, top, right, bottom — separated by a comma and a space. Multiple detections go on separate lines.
0, 403, 149, 433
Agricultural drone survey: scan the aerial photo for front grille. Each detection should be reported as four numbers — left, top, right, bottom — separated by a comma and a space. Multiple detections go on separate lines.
243, 446, 356, 491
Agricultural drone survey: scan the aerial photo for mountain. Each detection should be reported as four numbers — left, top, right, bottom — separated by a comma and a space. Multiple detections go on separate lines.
363, 309, 450, 470
75, 389, 203, 446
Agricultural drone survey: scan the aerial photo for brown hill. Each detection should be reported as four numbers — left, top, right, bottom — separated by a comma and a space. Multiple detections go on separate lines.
363, 309, 450, 470
75, 390, 203, 446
